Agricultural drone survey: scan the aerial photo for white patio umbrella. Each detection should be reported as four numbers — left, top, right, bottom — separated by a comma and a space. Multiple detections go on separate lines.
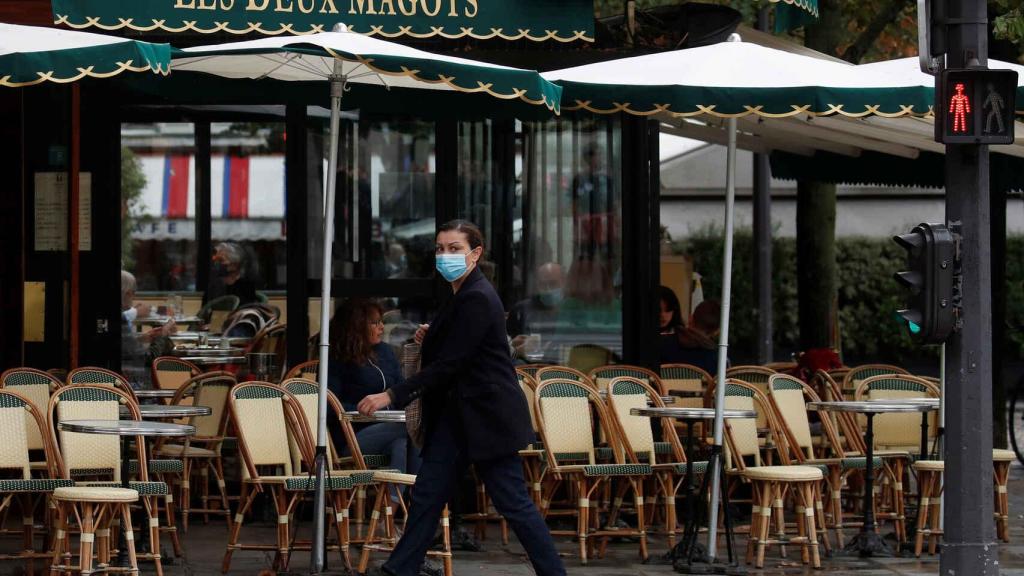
543, 34, 936, 565
173, 26, 560, 573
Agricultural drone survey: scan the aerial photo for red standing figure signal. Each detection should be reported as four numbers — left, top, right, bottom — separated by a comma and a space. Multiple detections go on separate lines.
949, 82, 971, 133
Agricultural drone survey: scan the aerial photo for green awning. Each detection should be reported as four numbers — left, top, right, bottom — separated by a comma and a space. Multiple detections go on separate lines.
0, 23, 170, 87
544, 41, 933, 119
51, 0, 595, 42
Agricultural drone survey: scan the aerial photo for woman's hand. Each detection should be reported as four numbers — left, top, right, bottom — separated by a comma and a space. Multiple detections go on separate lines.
413, 324, 430, 345
357, 392, 392, 416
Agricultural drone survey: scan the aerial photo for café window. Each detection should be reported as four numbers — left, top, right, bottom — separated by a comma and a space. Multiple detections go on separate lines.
512, 117, 623, 370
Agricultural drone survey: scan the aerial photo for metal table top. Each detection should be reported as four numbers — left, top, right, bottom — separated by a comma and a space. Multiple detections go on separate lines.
597, 391, 677, 404
343, 410, 406, 423
808, 400, 937, 414
170, 333, 252, 345
134, 389, 177, 399
136, 315, 202, 326
120, 405, 212, 419
630, 407, 757, 420
178, 356, 247, 366
172, 346, 245, 357
58, 419, 196, 437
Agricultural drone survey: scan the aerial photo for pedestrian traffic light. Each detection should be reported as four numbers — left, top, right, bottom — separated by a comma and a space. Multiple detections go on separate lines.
936, 68, 1018, 145
893, 223, 957, 343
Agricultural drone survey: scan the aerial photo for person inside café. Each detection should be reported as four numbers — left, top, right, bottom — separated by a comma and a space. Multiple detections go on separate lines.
327, 298, 421, 498
121, 270, 175, 388
658, 285, 689, 364
202, 242, 259, 306
507, 262, 564, 361
673, 299, 725, 375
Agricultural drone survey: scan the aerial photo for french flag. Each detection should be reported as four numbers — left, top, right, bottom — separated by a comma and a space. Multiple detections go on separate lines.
161, 156, 190, 218
222, 156, 250, 218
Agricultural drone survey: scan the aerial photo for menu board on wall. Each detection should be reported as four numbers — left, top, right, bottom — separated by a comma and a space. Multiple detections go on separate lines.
33, 172, 92, 252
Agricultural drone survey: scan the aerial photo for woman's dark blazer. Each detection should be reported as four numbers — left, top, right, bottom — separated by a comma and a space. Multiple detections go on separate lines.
388, 267, 534, 461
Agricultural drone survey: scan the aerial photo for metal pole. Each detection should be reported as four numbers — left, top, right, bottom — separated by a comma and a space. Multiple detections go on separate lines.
311, 61, 345, 574
706, 99, 739, 559
753, 6, 774, 365
941, 0, 997, 569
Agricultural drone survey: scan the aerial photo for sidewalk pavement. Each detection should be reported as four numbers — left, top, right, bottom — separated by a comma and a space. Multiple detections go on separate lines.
13, 464, 1024, 575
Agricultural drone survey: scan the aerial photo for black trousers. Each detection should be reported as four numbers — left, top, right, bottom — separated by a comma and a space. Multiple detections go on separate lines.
383, 418, 565, 576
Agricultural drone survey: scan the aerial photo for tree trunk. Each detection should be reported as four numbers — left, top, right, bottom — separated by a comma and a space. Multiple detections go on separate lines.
797, 4, 841, 353
796, 181, 837, 350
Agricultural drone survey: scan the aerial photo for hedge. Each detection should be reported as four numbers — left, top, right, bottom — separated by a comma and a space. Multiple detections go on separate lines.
670, 228, 1024, 364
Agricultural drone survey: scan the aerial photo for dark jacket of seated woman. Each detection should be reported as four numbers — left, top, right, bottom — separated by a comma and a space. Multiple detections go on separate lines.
328, 342, 403, 413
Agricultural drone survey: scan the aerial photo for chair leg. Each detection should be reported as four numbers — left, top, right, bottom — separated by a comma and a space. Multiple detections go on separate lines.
914, 470, 933, 557
331, 493, 352, 571
634, 481, 648, 563
79, 502, 95, 576
144, 497, 164, 576
213, 457, 231, 527
755, 481, 772, 569
578, 479, 589, 564
273, 489, 290, 572
221, 482, 253, 574
180, 457, 192, 532
801, 483, 821, 569
813, 482, 831, 555
773, 483, 788, 559
163, 481, 183, 557
357, 484, 387, 575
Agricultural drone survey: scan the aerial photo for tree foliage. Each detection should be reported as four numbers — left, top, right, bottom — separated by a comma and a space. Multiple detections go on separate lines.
120, 147, 147, 269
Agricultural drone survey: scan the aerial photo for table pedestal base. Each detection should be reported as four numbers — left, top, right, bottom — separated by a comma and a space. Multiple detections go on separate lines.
843, 529, 893, 557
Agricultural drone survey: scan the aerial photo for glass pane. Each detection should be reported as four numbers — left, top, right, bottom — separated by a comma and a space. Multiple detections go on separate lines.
511, 118, 623, 368
205, 121, 287, 309
121, 121, 197, 387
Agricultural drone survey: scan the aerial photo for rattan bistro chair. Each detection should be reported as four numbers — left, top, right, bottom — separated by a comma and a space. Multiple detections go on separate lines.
589, 365, 663, 395
283, 360, 319, 382
47, 384, 170, 576
659, 364, 712, 408
222, 382, 355, 573
604, 376, 706, 548
515, 370, 546, 507
153, 371, 234, 530
767, 374, 885, 547
842, 364, 909, 399
718, 380, 827, 570
151, 357, 200, 393
1, 368, 63, 472
534, 378, 653, 564
535, 365, 597, 389
0, 389, 73, 574
67, 366, 184, 555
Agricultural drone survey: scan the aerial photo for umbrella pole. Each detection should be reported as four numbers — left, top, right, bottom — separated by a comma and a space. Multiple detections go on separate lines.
312, 64, 345, 575
706, 115, 738, 562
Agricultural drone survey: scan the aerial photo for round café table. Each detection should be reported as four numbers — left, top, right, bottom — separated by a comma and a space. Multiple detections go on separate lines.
120, 405, 212, 419
343, 410, 406, 423
134, 389, 178, 400
598, 391, 677, 404
630, 407, 757, 570
57, 419, 196, 565
177, 355, 247, 367
808, 400, 937, 557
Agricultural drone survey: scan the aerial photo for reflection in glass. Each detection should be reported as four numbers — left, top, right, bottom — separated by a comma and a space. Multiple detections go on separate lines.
510, 118, 623, 370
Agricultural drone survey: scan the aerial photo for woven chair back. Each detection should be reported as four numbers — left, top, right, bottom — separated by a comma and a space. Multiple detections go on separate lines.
284, 360, 319, 381
0, 390, 43, 479
152, 357, 200, 391
856, 375, 938, 451
1, 368, 60, 451
659, 363, 711, 409
67, 367, 136, 400
605, 377, 666, 465
589, 365, 662, 395
49, 385, 144, 482
177, 371, 234, 439
535, 378, 606, 467
281, 378, 339, 472
535, 366, 596, 390
721, 379, 779, 470
842, 364, 909, 399
229, 382, 299, 479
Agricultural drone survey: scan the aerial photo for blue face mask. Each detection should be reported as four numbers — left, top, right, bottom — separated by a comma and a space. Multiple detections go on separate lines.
436, 253, 470, 283
538, 289, 563, 308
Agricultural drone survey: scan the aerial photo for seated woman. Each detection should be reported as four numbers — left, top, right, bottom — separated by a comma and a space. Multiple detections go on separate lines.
328, 298, 420, 496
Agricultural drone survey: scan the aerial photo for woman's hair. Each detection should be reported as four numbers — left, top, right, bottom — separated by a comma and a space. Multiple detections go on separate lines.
330, 298, 384, 365
658, 285, 685, 329
437, 219, 484, 251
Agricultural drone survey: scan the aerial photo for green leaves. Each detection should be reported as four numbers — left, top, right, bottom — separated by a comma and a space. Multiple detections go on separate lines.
993, 0, 1024, 46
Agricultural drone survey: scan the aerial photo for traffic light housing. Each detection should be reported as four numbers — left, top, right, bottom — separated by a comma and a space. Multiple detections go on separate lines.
893, 223, 957, 344
936, 68, 1018, 145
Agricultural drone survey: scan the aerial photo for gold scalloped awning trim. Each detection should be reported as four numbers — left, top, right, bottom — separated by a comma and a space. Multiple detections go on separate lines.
321, 47, 558, 112
54, 14, 593, 42
0, 59, 169, 88
768, 0, 819, 18
561, 100, 935, 119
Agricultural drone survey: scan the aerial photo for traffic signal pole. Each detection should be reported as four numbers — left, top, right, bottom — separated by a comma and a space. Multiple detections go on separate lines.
941, 0, 998, 573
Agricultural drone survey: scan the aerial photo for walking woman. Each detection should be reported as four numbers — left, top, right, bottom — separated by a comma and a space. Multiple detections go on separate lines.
358, 220, 565, 576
